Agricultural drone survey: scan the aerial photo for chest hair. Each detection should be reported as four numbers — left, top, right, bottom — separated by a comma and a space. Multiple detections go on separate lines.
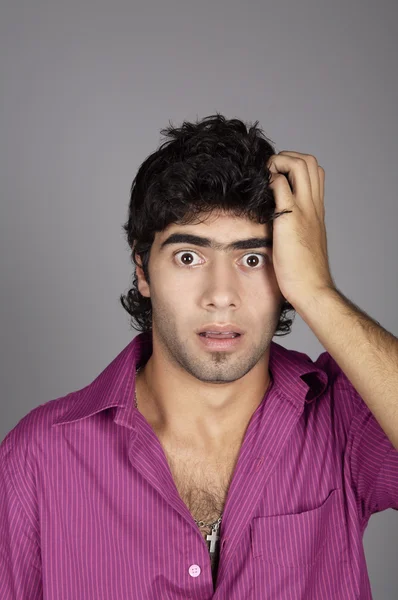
162, 440, 241, 530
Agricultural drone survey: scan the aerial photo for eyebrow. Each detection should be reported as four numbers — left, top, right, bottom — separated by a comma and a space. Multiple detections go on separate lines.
159, 232, 273, 253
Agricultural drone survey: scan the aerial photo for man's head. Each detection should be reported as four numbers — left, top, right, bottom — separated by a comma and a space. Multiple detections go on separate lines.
120, 114, 296, 363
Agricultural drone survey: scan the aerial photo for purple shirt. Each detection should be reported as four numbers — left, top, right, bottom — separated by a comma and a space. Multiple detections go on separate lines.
1, 331, 397, 599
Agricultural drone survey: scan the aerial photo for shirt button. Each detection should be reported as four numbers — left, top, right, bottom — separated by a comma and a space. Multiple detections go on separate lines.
188, 564, 201, 577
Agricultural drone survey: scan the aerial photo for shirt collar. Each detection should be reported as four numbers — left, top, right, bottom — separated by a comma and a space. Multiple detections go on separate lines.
268, 340, 329, 406
52, 331, 328, 426
52, 333, 152, 426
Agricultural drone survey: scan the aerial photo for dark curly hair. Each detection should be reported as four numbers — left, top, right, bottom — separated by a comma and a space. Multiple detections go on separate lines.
120, 113, 295, 336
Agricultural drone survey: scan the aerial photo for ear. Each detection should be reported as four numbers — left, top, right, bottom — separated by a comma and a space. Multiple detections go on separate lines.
133, 246, 151, 299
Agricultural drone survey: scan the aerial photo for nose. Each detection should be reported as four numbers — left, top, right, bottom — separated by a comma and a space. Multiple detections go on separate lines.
200, 259, 241, 310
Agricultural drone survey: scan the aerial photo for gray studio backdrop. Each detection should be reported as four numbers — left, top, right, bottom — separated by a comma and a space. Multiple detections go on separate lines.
1, 0, 397, 597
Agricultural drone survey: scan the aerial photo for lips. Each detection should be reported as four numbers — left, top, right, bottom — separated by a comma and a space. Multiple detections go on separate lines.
199, 332, 240, 338
197, 330, 243, 350
197, 324, 245, 336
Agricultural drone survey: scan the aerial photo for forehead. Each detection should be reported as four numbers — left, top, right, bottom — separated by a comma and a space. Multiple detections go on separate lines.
157, 211, 272, 242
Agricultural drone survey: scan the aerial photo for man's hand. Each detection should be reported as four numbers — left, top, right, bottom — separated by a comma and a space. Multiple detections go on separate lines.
267, 151, 336, 309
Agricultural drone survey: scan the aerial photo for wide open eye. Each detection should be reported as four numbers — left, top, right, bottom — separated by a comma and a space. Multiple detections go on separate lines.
240, 253, 268, 268
173, 250, 268, 268
174, 250, 203, 267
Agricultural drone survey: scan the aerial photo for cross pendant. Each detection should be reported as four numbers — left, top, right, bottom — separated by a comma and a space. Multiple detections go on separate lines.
206, 526, 220, 554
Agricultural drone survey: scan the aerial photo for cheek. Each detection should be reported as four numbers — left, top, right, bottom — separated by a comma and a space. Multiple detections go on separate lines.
250, 265, 280, 296
154, 263, 280, 301
162, 269, 202, 302
156, 281, 192, 313
247, 271, 284, 314
266, 264, 282, 294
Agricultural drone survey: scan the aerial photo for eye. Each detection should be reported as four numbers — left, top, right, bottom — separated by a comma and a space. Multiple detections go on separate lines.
240, 253, 268, 268
174, 250, 203, 267
174, 250, 268, 270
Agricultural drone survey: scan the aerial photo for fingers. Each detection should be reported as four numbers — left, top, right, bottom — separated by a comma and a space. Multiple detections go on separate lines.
268, 151, 325, 220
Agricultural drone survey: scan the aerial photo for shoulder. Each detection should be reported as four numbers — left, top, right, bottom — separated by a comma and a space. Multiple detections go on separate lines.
1, 390, 80, 466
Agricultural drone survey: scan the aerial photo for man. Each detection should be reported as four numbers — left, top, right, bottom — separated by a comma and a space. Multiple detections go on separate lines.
1, 113, 397, 599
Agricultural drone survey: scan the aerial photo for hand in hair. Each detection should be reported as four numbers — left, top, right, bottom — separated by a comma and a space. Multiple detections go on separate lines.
266, 151, 336, 310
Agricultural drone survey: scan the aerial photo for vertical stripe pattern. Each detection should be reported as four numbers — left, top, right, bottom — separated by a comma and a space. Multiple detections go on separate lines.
1, 331, 397, 599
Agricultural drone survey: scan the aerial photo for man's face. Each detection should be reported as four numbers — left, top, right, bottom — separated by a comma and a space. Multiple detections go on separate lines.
136, 211, 285, 384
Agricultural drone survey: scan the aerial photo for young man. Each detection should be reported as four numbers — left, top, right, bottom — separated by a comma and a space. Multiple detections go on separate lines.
1, 114, 397, 599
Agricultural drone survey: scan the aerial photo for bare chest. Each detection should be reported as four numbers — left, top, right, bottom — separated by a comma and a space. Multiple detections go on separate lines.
161, 439, 241, 538
156, 432, 244, 587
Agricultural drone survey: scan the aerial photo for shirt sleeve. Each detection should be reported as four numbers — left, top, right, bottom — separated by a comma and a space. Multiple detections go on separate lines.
345, 379, 398, 522
0, 433, 43, 599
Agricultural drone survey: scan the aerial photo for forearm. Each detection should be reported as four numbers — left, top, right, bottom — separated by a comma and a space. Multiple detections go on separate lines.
295, 287, 398, 450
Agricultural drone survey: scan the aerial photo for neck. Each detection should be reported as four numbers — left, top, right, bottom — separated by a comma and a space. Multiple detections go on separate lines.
134, 359, 272, 450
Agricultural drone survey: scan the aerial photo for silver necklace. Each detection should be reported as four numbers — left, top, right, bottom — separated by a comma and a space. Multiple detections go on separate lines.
134, 364, 223, 553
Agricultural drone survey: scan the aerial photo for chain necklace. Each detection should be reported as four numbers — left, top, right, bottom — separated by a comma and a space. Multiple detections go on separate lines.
134, 364, 223, 553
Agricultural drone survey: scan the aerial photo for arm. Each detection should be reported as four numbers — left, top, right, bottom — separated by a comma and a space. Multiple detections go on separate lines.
266, 151, 398, 450
296, 287, 398, 451
0, 437, 43, 599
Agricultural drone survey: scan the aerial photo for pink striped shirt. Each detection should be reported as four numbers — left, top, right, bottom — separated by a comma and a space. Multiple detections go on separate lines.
1, 331, 397, 599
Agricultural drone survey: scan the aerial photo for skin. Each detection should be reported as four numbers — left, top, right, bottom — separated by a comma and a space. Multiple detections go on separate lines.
135, 210, 285, 452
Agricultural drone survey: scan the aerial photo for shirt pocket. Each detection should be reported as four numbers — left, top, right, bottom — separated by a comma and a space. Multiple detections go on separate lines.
251, 488, 354, 598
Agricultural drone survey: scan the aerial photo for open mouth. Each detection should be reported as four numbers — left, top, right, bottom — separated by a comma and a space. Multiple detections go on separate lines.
197, 332, 243, 350
198, 332, 241, 338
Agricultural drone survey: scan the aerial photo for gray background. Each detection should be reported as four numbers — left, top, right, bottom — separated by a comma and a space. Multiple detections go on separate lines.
1, 0, 397, 596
